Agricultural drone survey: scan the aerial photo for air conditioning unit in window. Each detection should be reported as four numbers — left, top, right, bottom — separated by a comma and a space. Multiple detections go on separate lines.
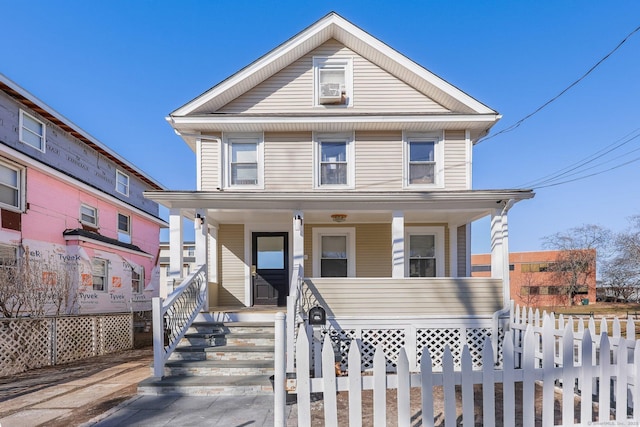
319, 83, 344, 104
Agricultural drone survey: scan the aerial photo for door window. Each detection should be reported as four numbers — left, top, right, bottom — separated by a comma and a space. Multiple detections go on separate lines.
256, 235, 285, 269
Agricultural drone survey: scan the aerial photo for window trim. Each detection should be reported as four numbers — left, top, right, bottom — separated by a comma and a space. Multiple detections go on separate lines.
115, 170, 130, 196
222, 133, 264, 189
313, 56, 353, 107
404, 226, 445, 278
403, 131, 444, 189
19, 110, 46, 152
117, 213, 131, 244
92, 257, 108, 292
312, 227, 356, 277
313, 132, 355, 189
0, 158, 25, 212
80, 204, 98, 227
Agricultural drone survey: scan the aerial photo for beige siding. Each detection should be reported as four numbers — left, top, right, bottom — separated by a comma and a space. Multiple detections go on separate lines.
217, 224, 246, 306
200, 137, 220, 191
443, 130, 468, 190
218, 40, 450, 114
355, 224, 392, 277
457, 224, 467, 277
355, 131, 403, 191
303, 277, 504, 316
264, 132, 313, 190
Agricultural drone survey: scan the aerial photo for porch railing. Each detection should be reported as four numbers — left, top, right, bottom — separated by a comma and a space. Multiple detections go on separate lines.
152, 264, 207, 377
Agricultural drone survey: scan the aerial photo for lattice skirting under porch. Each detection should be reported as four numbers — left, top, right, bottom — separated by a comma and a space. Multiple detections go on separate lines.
309, 318, 505, 372
0, 314, 133, 377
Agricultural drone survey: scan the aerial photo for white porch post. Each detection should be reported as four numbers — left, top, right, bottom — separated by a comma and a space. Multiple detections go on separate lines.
392, 211, 405, 278
490, 209, 504, 279
166, 208, 184, 298
292, 210, 304, 277
208, 224, 219, 286
195, 208, 209, 309
501, 205, 512, 303
449, 225, 458, 278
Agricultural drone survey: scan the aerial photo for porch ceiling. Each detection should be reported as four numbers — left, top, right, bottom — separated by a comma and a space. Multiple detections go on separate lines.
145, 189, 534, 225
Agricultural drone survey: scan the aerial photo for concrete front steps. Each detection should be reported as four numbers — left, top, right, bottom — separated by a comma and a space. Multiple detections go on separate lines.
138, 317, 277, 396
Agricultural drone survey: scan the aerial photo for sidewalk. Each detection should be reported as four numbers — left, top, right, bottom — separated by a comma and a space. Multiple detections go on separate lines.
0, 349, 294, 426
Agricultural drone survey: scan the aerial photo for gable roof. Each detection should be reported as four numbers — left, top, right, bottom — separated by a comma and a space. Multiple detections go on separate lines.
170, 12, 496, 118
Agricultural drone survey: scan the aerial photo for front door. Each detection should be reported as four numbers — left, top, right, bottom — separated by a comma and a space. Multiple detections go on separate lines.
252, 232, 289, 306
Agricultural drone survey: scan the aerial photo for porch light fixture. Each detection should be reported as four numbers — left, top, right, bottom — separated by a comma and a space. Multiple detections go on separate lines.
294, 214, 303, 231
331, 214, 347, 223
196, 213, 204, 225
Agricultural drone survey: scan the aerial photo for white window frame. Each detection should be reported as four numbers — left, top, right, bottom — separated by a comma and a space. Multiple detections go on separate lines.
312, 227, 356, 277
403, 131, 444, 189
0, 158, 25, 212
80, 204, 98, 227
132, 266, 144, 294
222, 133, 264, 189
313, 57, 353, 107
19, 110, 46, 152
92, 258, 108, 292
116, 170, 130, 196
404, 226, 445, 278
117, 213, 131, 244
313, 132, 355, 189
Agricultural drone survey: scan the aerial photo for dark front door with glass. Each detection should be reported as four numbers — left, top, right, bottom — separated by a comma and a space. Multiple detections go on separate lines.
252, 232, 289, 306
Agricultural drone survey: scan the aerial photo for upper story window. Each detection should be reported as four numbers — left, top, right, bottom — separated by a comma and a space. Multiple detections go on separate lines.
403, 132, 443, 188
0, 159, 24, 211
19, 110, 46, 152
117, 213, 131, 244
116, 170, 129, 196
314, 133, 354, 188
92, 258, 108, 292
405, 227, 445, 277
80, 204, 98, 227
313, 57, 352, 107
223, 133, 263, 189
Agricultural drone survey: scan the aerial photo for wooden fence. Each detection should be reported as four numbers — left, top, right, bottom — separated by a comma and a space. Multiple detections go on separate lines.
284, 308, 640, 426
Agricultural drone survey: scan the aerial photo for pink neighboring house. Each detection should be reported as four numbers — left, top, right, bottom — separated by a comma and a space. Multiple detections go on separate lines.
0, 73, 167, 315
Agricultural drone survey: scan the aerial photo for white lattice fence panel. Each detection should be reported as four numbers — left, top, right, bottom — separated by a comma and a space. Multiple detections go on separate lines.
321, 328, 357, 372
99, 315, 133, 354
417, 328, 461, 369
0, 318, 51, 376
55, 317, 97, 363
465, 327, 504, 367
361, 329, 406, 371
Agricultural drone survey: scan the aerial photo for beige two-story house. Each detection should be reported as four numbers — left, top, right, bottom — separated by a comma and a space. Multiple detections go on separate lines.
146, 12, 534, 368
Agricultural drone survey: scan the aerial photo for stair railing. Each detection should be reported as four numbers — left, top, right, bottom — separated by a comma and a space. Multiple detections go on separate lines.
286, 264, 304, 372
152, 264, 207, 378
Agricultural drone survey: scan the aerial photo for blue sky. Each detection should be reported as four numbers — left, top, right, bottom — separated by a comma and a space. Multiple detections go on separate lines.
2, 1, 639, 253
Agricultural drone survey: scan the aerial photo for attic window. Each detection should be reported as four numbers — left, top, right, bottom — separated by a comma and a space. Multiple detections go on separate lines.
314, 57, 352, 107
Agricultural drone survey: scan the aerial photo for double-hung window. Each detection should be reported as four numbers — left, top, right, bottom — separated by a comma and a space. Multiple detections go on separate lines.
313, 227, 356, 277
314, 57, 352, 106
0, 160, 23, 211
92, 258, 108, 292
132, 267, 144, 294
224, 134, 263, 188
116, 170, 129, 196
117, 213, 131, 244
404, 132, 443, 188
80, 204, 98, 227
315, 133, 354, 188
19, 110, 45, 152
405, 227, 445, 277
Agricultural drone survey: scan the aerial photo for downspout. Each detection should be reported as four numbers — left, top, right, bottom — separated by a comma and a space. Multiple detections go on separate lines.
491, 198, 516, 364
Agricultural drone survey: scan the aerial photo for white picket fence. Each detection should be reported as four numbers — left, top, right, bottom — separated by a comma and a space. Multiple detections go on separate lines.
284, 307, 640, 426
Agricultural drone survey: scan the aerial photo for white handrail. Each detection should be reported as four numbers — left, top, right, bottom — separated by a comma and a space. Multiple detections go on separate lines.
152, 264, 207, 378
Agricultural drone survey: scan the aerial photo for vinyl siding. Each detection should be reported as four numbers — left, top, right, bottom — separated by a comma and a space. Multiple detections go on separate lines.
302, 277, 503, 316
218, 40, 450, 114
264, 132, 313, 190
200, 135, 221, 191
355, 223, 391, 277
217, 224, 246, 306
355, 131, 403, 191
443, 130, 468, 190
457, 224, 467, 277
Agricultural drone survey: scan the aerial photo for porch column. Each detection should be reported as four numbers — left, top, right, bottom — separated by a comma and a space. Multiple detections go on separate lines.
490, 208, 504, 280
292, 211, 304, 277
208, 224, 218, 285
194, 209, 208, 266
501, 203, 513, 303
449, 225, 458, 278
392, 211, 404, 278
167, 208, 184, 298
